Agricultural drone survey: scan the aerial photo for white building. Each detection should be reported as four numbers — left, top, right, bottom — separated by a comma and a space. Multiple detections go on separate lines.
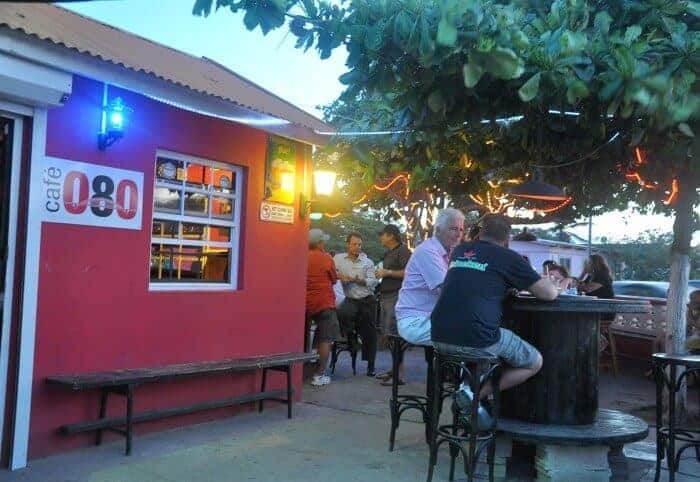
510, 239, 591, 277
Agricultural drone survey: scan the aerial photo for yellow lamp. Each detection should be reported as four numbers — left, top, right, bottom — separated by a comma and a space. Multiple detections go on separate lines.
313, 170, 337, 196
279, 172, 295, 198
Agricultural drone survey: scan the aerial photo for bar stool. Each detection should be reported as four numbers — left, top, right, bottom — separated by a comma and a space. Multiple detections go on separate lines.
387, 335, 429, 450
427, 348, 502, 482
652, 352, 700, 482
330, 330, 359, 375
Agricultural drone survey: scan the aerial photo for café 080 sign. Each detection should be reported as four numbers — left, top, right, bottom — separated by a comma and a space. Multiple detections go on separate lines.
37, 156, 144, 230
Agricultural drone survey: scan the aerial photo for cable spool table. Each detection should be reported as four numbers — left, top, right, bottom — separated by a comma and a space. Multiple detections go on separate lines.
497, 295, 652, 481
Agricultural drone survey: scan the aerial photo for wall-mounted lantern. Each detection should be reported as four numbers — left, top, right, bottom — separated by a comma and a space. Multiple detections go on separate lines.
301, 169, 340, 219
98, 94, 130, 151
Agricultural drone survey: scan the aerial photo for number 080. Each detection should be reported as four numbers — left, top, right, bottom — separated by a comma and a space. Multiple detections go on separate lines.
63, 171, 138, 219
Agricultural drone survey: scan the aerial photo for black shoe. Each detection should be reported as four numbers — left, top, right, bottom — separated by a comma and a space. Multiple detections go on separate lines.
453, 388, 493, 431
366, 364, 376, 377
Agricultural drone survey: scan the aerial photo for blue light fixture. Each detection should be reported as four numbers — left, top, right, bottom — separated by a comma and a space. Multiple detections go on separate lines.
98, 96, 130, 150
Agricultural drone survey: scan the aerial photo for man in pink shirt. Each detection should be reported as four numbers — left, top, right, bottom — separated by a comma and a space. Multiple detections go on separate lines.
396, 208, 465, 345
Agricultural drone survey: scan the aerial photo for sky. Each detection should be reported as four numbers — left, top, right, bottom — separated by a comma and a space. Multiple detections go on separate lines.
60, 0, 698, 245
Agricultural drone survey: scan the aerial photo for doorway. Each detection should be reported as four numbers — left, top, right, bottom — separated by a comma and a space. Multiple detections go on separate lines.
0, 114, 21, 469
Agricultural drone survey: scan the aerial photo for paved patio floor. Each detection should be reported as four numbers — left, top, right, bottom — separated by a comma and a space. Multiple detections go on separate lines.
0, 348, 697, 482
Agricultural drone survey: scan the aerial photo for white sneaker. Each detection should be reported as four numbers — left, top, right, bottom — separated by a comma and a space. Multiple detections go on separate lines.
311, 375, 331, 386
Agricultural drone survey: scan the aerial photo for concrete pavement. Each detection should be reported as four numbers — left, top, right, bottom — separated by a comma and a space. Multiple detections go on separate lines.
0, 347, 697, 482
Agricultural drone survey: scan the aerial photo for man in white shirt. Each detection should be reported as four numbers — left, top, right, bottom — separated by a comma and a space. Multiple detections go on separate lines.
334, 232, 379, 376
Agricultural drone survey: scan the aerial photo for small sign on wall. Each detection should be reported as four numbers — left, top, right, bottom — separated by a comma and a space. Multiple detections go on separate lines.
37, 156, 144, 230
260, 200, 294, 224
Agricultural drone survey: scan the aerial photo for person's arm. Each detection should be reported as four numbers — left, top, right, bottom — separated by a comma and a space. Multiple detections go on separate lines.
528, 278, 558, 301
378, 268, 405, 279
580, 281, 603, 293
328, 258, 339, 285
356, 259, 379, 290
503, 250, 557, 300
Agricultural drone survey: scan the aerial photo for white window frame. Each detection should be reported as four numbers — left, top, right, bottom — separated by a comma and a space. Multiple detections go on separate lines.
149, 149, 243, 291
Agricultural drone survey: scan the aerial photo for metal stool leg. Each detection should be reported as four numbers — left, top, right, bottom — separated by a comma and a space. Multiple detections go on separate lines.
389, 338, 400, 452
654, 359, 664, 482
426, 351, 442, 482
668, 363, 677, 482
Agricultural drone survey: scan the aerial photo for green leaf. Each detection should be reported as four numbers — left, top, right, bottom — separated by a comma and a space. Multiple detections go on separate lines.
512, 30, 530, 50
478, 48, 525, 80
243, 9, 259, 31
418, 17, 435, 60
427, 90, 445, 113
560, 30, 588, 55
437, 18, 458, 46
679, 123, 695, 137
518, 72, 541, 102
463, 62, 484, 88
688, 1, 700, 18
624, 25, 642, 45
302, 0, 317, 17
566, 80, 589, 104
593, 11, 612, 35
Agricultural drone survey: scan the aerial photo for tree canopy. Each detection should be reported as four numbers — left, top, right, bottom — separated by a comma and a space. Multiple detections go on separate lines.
194, 0, 699, 230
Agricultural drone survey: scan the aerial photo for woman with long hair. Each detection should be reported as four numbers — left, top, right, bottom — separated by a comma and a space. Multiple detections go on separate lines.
579, 254, 615, 300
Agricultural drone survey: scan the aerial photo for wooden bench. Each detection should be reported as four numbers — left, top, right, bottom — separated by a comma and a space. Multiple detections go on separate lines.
46, 352, 317, 456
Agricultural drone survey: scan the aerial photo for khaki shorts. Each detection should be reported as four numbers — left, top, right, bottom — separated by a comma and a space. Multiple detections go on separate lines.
434, 328, 540, 369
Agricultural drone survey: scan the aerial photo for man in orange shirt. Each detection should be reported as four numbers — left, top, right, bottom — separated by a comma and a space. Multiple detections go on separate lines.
307, 229, 341, 386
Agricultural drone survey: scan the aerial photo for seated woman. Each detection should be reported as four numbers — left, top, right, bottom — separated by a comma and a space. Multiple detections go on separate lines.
578, 254, 616, 355
548, 264, 577, 291
578, 254, 615, 301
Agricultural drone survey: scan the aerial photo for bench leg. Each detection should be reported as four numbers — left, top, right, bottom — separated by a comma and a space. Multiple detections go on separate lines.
286, 364, 293, 419
96, 389, 109, 446
126, 385, 134, 456
259, 368, 268, 413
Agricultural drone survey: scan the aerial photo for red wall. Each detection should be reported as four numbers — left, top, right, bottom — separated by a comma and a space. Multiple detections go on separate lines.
28, 76, 309, 458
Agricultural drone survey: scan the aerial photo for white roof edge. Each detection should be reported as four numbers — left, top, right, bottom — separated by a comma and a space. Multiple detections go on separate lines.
0, 27, 328, 145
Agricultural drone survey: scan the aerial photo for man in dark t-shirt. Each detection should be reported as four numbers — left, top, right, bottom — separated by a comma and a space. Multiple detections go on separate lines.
375, 225, 411, 384
431, 214, 557, 428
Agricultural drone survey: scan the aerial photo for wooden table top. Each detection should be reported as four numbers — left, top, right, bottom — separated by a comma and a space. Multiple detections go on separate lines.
509, 295, 651, 314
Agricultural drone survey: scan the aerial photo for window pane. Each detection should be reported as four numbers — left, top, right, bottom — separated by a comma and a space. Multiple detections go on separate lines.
178, 246, 204, 280
150, 244, 178, 281
184, 192, 208, 217
182, 222, 206, 241
154, 188, 182, 214
209, 226, 231, 242
156, 157, 184, 185
152, 219, 178, 238
185, 163, 211, 189
202, 248, 230, 282
212, 167, 235, 194
211, 196, 233, 219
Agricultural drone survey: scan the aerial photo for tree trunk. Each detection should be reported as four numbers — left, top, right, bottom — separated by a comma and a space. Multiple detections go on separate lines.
666, 164, 696, 420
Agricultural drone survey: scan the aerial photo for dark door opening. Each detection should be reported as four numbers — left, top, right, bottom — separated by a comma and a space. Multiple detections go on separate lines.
0, 116, 14, 467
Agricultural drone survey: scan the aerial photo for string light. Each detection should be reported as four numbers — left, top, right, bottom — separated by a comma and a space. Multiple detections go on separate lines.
625, 172, 659, 189
324, 173, 411, 217
352, 194, 368, 205
663, 179, 679, 205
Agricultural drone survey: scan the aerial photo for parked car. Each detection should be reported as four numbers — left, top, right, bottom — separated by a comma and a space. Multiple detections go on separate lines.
613, 280, 700, 299
613, 281, 669, 298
